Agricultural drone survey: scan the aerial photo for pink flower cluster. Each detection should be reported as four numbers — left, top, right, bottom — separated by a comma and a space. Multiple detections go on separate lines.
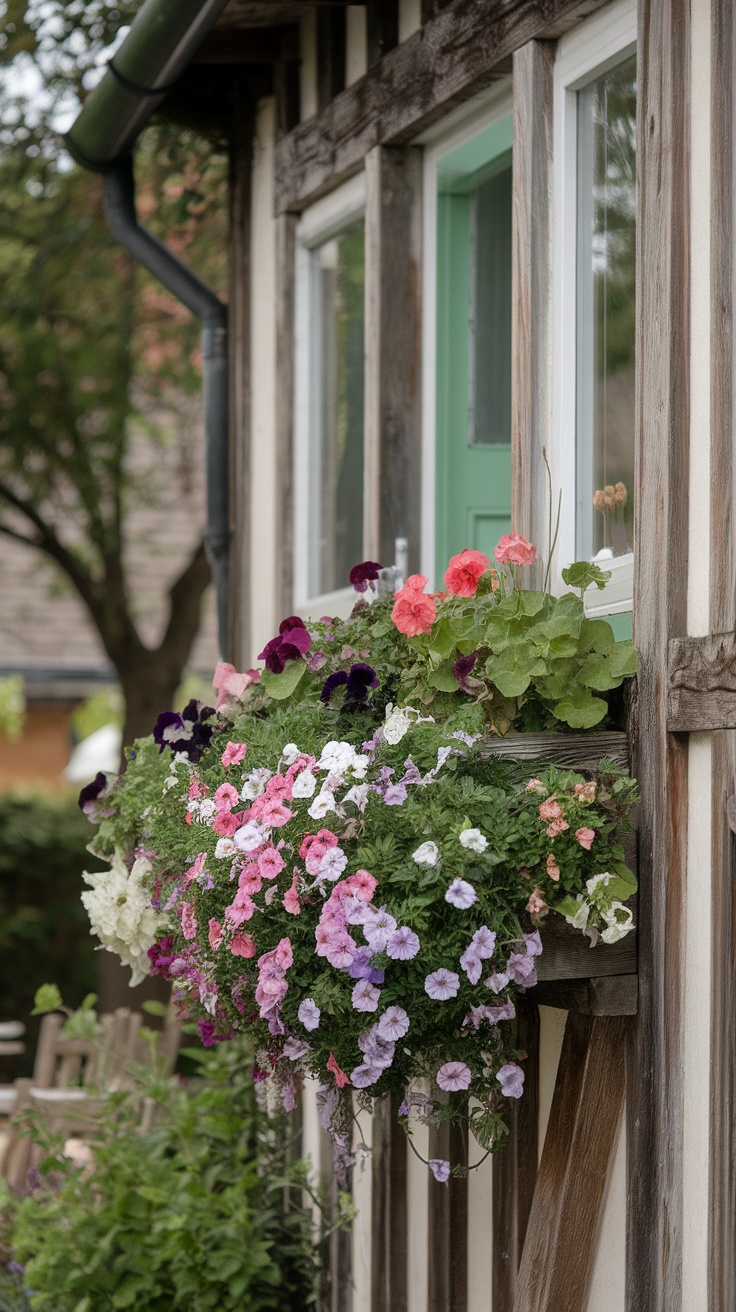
255, 936, 293, 1027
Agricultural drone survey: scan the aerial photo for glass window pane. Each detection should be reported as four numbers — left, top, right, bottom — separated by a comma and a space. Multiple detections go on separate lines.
309, 219, 365, 597
469, 157, 512, 446
576, 53, 636, 559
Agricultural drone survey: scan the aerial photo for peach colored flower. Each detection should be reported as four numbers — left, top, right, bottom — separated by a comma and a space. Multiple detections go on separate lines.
526, 887, 548, 915
539, 798, 562, 822
327, 1052, 351, 1088
525, 778, 545, 793
444, 548, 491, 597
495, 533, 537, 567
546, 818, 570, 838
574, 781, 597, 801
392, 575, 436, 637
546, 854, 560, 881
576, 827, 596, 850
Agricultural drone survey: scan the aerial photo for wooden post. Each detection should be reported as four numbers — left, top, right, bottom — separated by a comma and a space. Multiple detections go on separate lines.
492, 999, 540, 1312
511, 39, 555, 582
709, 0, 736, 1304
275, 211, 297, 620
371, 1096, 408, 1312
227, 87, 254, 668
364, 145, 423, 570
627, 0, 691, 1307
316, 7, 346, 110
366, 0, 399, 66
427, 1120, 468, 1312
514, 1014, 627, 1312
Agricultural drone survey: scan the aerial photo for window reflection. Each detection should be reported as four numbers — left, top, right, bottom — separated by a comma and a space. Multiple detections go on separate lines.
577, 53, 636, 559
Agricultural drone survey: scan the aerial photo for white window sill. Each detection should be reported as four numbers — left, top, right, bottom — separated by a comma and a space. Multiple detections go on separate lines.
584, 551, 633, 617
296, 587, 359, 624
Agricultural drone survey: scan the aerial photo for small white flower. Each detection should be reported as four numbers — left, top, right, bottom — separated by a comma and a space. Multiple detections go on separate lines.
240, 768, 272, 801
351, 754, 370, 778
382, 704, 413, 745
564, 896, 591, 931
600, 902, 634, 944
215, 838, 236, 860
198, 798, 217, 821
318, 740, 357, 776
586, 872, 613, 899
343, 783, 370, 812
291, 770, 317, 798
459, 827, 488, 853
412, 841, 439, 867
308, 789, 336, 820
282, 743, 301, 765
233, 821, 265, 853
81, 853, 161, 987
445, 878, 478, 910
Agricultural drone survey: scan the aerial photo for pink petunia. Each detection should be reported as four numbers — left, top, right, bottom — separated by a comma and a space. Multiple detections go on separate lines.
444, 548, 491, 597
212, 661, 260, 711
214, 782, 239, 812
546, 854, 561, 881
238, 864, 263, 895
283, 868, 302, 915
576, 827, 596, 850
221, 741, 248, 768
345, 869, 377, 901
184, 852, 207, 886
208, 918, 223, 950
273, 937, 293, 970
300, 829, 338, 860
258, 846, 286, 881
436, 1061, 472, 1092
539, 798, 562, 822
259, 798, 293, 828
494, 533, 537, 567
546, 818, 570, 838
526, 887, 548, 915
391, 575, 436, 637
326, 1052, 351, 1088
230, 932, 256, 958
181, 902, 197, 940
212, 810, 241, 837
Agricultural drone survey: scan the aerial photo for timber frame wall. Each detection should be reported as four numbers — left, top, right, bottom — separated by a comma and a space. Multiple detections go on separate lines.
217, 0, 733, 1307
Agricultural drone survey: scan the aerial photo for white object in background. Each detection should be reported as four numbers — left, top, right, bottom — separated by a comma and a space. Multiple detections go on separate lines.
64, 722, 121, 783
394, 537, 409, 590
0, 1022, 25, 1040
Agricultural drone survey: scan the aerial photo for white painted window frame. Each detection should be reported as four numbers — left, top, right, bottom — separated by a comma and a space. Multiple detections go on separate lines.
417, 80, 513, 588
293, 171, 366, 620
550, 0, 637, 616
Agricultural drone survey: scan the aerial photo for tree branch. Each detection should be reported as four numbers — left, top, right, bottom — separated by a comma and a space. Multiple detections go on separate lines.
0, 479, 102, 619
157, 538, 212, 667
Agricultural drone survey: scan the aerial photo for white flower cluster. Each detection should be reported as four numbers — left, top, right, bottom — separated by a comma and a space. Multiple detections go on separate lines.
562, 872, 634, 945
81, 853, 161, 986
382, 703, 434, 746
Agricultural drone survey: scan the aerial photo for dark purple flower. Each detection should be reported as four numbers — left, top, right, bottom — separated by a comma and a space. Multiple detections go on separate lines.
148, 936, 176, 980
77, 771, 108, 814
347, 662, 379, 701
258, 616, 312, 674
349, 560, 383, 593
454, 651, 479, 693
320, 670, 349, 704
153, 700, 215, 762
198, 1019, 216, 1047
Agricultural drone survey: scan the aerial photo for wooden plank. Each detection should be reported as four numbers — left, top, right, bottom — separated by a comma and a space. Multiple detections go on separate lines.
428, 1119, 468, 1312
274, 0, 612, 213
514, 1013, 627, 1312
709, 1, 736, 1304
227, 87, 254, 666
511, 38, 555, 587
479, 729, 629, 770
668, 632, 736, 731
364, 145, 423, 570
532, 975, 638, 1016
316, 6, 346, 109
371, 1096, 408, 1312
536, 916, 636, 982
366, 0, 398, 66
492, 998, 539, 1312
274, 211, 297, 617
627, 0, 691, 1305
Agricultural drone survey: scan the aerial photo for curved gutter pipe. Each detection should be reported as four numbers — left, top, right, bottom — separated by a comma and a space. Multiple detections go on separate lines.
65, 0, 232, 656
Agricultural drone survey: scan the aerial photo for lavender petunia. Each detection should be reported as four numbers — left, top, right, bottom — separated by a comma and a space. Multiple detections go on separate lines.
350, 1063, 382, 1088
386, 926, 420, 960
283, 1036, 310, 1061
485, 971, 509, 994
352, 979, 381, 1012
436, 1061, 472, 1092
459, 946, 483, 984
364, 907, 397, 951
383, 782, 408, 806
425, 969, 460, 1001
506, 952, 537, 987
376, 1006, 410, 1042
471, 926, 497, 959
445, 878, 478, 909
429, 1159, 451, 1184
298, 998, 321, 1031
497, 1062, 525, 1099
523, 930, 543, 958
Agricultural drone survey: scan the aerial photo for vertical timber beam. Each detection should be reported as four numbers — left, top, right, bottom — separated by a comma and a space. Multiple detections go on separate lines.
317, 7, 346, 110
627, 0, 691, 1307
492, 999, 540, 1312
227, 86, 253, 667
511, 39, 555, 584
366, 0, 399, 66
275, 211, 297, 621
364, 145, 423, 570
371, 1096, 408, 1312
427, 1120, 468, 1312
709, 0, 736, 1304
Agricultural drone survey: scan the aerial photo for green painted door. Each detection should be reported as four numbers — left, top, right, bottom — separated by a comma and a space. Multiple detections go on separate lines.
435, 117, 513, 580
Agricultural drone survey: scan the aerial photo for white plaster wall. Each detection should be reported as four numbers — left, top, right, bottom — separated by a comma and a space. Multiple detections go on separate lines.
300, 10, 318, 121
538, 1005, 567, 1158
467, 1145, 493, 1311
586, 1109, 626, 1312
407, 1115, 430, 1312
346, 6, 367, 85
351, 1102, 374, 1312
248, 98, 279, 665
399, 0, 422, 42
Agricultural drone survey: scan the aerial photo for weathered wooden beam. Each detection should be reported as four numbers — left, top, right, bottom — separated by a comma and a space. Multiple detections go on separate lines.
514, 1013, 627, 1312
511, 39, 555, 588
274, 0, 612, 213
364, 145, 423, 571
668, 632, 736, 731
533, 975, 638, 1016
227, 90, 254, 667
371, 1097, 408, 1312
492, 999, 540, 1312
479, 729, 629, 771
627, 0, 691, 1305
317, 6, 346, 109
709, 1, 736, 1304
536, 916, 637, 982
274, 212, 297, 615
428, 1120, 468, 1312
366, 0, 398, 66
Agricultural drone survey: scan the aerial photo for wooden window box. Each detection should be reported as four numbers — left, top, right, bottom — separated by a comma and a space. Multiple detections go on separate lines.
482, 729, 638, 1016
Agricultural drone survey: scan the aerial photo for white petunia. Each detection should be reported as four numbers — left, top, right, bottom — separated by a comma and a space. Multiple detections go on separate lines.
291, 770, 317, 798
318, 740, 357, 776
240, 768, 272, 801
233, 821, 266, 853
445, 878, 478, 909
351, 754, 370, 778
281, 743, 301, 765
382, 704, 414, 745
308, 789, 337, 820
412, 841, 439, 867
198, 798, 217, 821
563, 895, 591, 931
459, 827, 488, 853
586, 872, 614, 899
600, 902, 634, 944
343, 783, 370, 812
215, 838, 236, 860
81, 853, 161, 987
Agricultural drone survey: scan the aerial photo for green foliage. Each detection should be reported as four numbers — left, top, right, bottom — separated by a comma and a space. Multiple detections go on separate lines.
0, 677, 24, 742
0, 792, 99, 1066
30, 985, 61, 1017
4, 1041, 321, 1312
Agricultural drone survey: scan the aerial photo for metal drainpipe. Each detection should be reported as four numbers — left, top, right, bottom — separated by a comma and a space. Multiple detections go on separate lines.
103, 156, 229, 656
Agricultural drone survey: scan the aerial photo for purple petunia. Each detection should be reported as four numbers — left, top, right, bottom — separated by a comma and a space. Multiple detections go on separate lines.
349, 560, 383, 593
445, 878, 478, 909
386, 926, 420, 960
459, 946, 483, 984
384, 782, 408, 806
352, 979, 381, 1012
258, 616, 312, 675
425, 969, 460, 1001
350, 1063, 382, 1088
453, 650, 479, 693
298, 998, 321, 1031
77, 771, 109, 815
376, 1006, 410, 1041
506, 952, 537, 987
429, 1159, 451, 1184
153, 700, 215, 762
436, 1061, 472, 1092
320, 662, 380, 705
148, 936, 176, 980
497, 1062, 525, 1099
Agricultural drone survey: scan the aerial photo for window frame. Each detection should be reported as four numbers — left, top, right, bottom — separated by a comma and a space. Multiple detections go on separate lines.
418, 81, 513, 586
551, 0, 637, 620
293, 172, 367, 618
